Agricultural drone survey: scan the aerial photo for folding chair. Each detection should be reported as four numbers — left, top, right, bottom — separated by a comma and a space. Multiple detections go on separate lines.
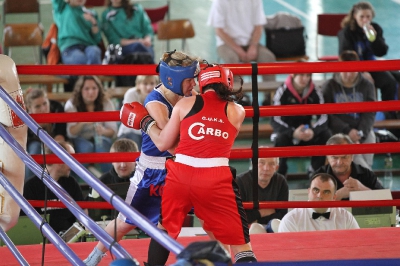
157, 19, 195, 53
3, 23, 44, 64
316, 13, 347, 62
144, 3, 170, 34
3, 0, 40, 24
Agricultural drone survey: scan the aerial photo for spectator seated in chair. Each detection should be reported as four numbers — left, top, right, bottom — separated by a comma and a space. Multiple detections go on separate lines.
207, 0, 276, 82
117, 75, 159, 149
338, 1, 399, 119
22, 141, 85, 235
87, 138, 138, 221
101, 0, 155, 60
270, 69, 331, 177
236, 153, 288, 233
64, 75, 117, 174
52, 0, 102, 65
322, 50, 376, 170
24, 87, 67, 181
312, 133, 383, 201
278, 173, 360, 232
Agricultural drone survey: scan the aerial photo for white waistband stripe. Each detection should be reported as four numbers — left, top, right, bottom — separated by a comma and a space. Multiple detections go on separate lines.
175, 154, 229, 168
139, 152, 167, 169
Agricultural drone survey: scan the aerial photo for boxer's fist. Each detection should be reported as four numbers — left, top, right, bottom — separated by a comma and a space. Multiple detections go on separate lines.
120, 102, 149, 130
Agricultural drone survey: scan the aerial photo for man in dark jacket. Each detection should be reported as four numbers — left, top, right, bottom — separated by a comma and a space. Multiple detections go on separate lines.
23, 141, 83, 234
313, 133, 383, 201
271, 72, 331, 176
236, 154, 288, 232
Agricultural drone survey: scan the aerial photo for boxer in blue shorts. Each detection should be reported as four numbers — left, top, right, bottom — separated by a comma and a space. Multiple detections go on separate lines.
84, 50, 200, 266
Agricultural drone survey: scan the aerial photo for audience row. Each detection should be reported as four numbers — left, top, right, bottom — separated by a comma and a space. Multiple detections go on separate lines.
53, 0, 154, 65
24, 74, 159, 181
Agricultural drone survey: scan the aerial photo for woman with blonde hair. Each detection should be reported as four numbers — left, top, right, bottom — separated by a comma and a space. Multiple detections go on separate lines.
117, 74, 159, 148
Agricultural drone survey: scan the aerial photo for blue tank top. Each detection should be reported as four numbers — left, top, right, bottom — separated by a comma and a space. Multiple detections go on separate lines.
141, 85, 173, 157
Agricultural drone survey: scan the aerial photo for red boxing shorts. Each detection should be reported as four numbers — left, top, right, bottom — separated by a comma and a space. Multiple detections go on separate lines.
162, 159, 250, 245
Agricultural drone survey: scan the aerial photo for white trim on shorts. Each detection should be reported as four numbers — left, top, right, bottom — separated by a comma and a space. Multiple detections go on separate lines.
175, 154, 229, 168
138, 151, 167, 169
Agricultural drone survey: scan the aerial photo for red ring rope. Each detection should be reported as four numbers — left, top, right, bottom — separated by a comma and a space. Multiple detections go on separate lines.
30, 101, 400, 123
27, 199, 400, 209
30, 142, 400, 164
16, 60, 400, 75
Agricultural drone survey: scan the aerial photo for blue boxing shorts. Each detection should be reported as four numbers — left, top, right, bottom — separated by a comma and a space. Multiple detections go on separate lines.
118, 152, 166, 226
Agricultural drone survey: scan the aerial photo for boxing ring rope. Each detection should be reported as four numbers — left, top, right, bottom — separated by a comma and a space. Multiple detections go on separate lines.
0, 218, 28, 265
15, 60, 400, 75
28, 100, 400, 123
1, 60, 398, 263
25, 198, 400, 210
0, 86, 183, 262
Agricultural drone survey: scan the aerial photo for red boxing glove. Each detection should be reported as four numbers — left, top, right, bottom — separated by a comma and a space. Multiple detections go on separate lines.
120, 102, 149, 130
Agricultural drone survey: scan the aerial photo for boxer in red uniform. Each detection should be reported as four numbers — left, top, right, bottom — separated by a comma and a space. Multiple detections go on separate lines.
121, 64, 257, 264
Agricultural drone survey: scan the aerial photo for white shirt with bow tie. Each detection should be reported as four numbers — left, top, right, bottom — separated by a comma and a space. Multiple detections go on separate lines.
278, 208, 360, 232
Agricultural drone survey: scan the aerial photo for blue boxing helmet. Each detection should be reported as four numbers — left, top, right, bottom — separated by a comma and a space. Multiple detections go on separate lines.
157, 51, 200, 96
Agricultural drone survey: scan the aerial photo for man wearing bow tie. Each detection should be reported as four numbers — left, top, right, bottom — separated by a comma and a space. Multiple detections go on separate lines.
278, 173, 359, 232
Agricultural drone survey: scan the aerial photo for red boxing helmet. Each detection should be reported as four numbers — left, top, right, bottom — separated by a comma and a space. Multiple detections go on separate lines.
197, 64, 234, 93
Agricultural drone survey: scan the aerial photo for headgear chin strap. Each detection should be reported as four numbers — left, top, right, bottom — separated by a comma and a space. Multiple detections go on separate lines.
158, 60, 200, 96
198, 64, 234, 93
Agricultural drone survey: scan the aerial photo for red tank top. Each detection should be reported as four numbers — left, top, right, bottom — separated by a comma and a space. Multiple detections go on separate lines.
175, 91, 237, 158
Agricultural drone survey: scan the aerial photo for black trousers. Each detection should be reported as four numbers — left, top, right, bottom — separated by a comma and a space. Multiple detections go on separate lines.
369, 71, 398, 101
274, 129, 332, 176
